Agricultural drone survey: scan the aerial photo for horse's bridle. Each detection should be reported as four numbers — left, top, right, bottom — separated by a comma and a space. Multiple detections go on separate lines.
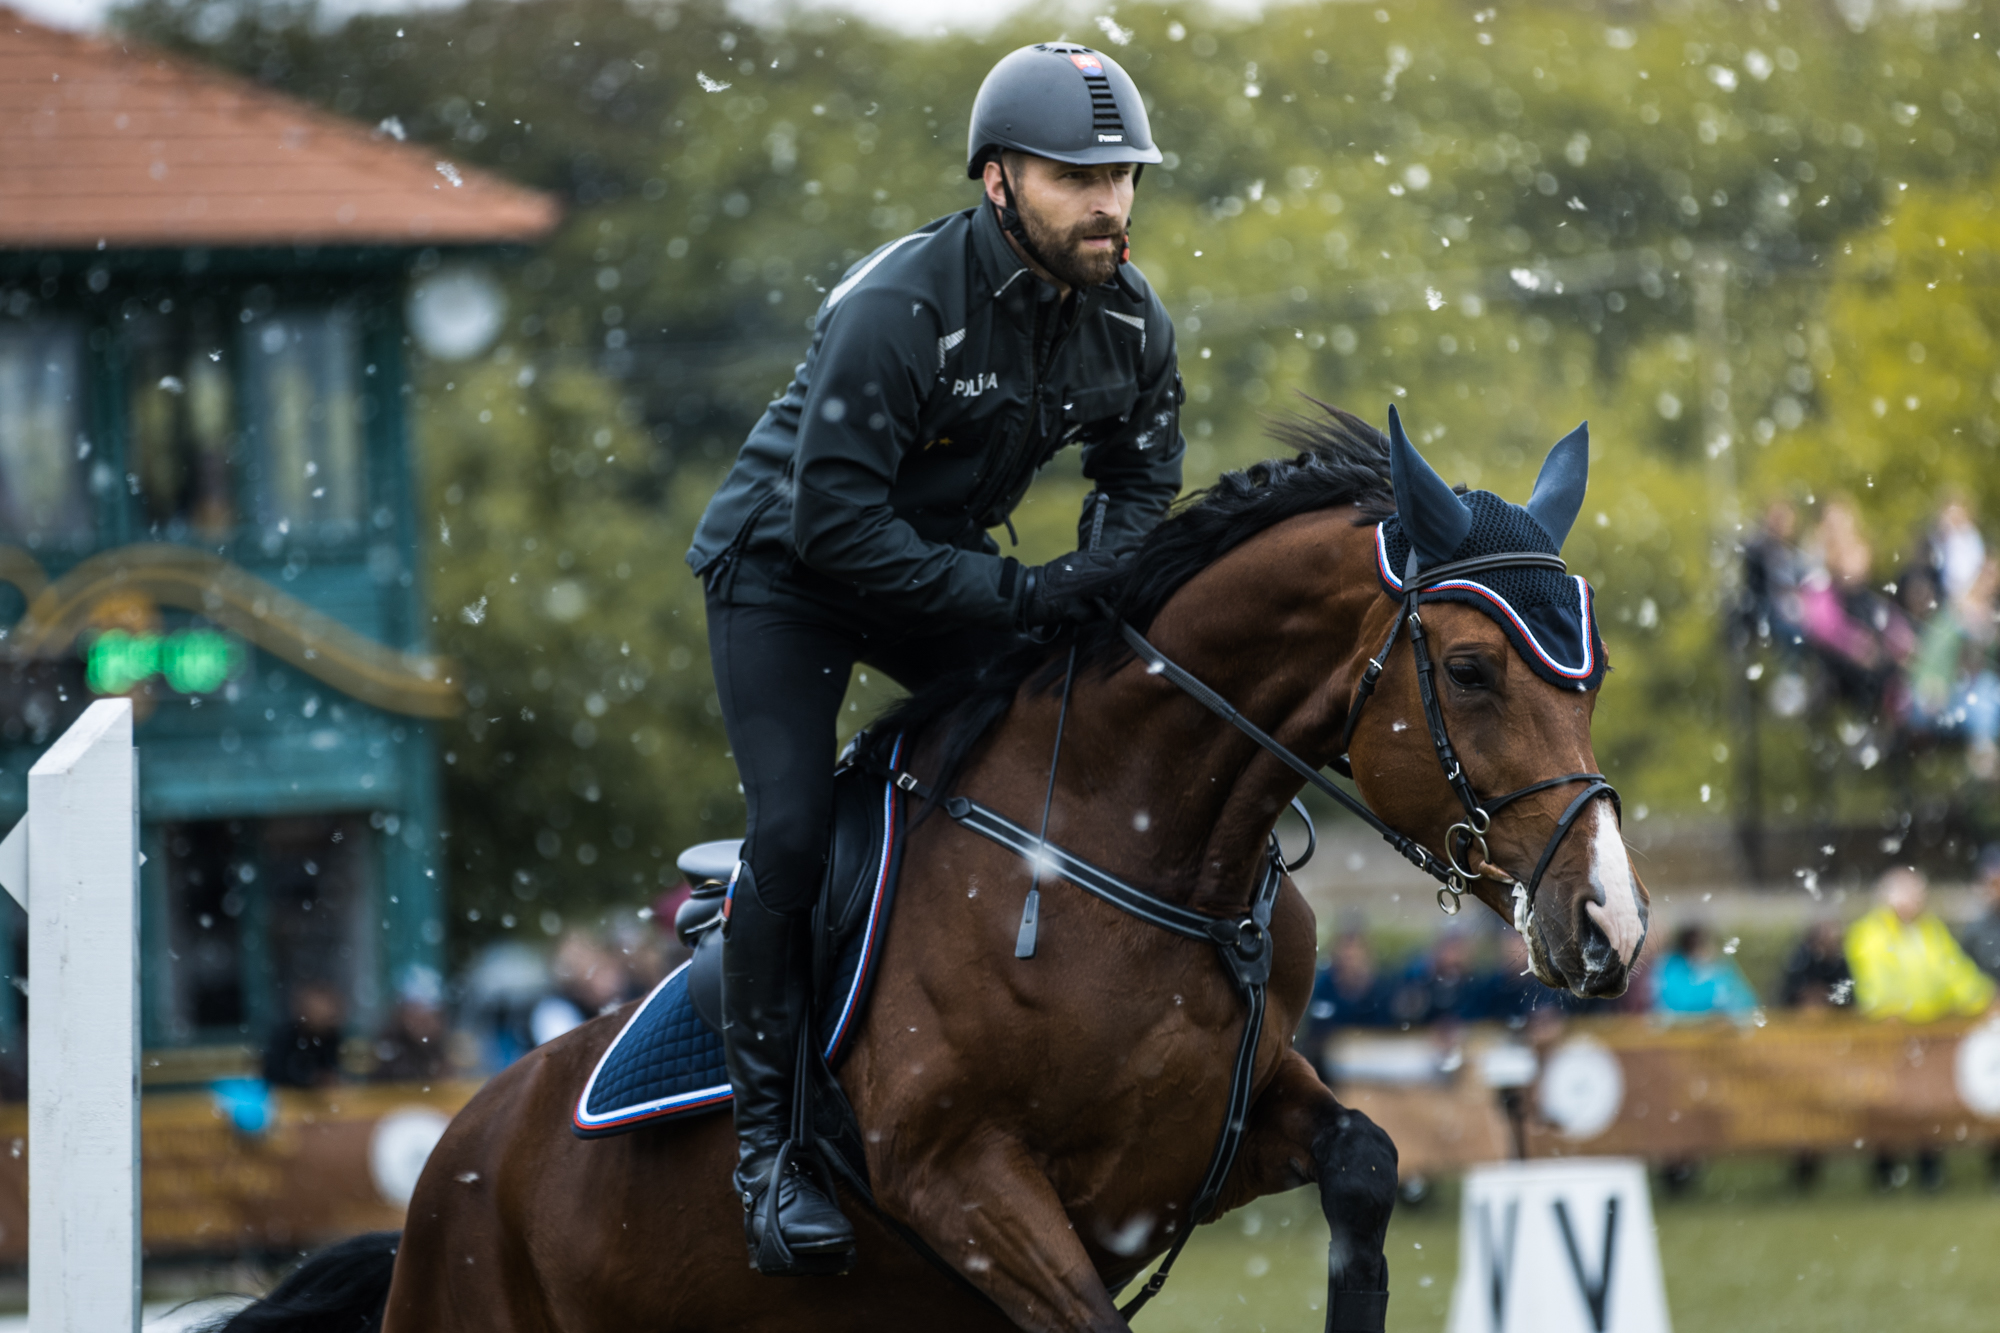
1118, 546, 1619, 934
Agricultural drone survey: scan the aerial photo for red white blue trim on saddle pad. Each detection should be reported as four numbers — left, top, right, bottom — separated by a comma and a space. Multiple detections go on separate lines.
569, 767, 906, 1137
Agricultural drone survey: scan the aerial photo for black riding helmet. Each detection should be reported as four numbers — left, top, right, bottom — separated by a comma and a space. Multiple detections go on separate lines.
965, 43, 1164, 178
967, 44, 1162, 277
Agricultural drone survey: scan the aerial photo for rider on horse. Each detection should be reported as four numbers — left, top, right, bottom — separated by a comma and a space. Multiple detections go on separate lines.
684, 43, 1187, 1274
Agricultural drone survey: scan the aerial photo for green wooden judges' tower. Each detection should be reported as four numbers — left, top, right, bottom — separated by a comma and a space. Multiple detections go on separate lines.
0, 17, 557, 1076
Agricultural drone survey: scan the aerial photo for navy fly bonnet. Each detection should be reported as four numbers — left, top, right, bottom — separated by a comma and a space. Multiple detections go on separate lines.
1375, 405, 1606, 692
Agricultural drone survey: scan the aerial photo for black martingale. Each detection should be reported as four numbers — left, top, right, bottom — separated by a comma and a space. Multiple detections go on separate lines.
885, 763, 1281, 1318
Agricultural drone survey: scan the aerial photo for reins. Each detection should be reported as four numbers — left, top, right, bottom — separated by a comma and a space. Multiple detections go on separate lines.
1014, 492, 1115, 960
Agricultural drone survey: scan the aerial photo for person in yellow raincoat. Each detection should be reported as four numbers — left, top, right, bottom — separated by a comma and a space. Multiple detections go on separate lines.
1846, 868, 1995, 1022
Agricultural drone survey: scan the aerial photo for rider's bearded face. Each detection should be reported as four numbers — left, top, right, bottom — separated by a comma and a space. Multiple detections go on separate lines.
991, 154, 1135, 290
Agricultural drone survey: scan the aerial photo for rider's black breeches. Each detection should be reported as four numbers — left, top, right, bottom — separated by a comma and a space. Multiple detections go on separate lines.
705, 586, 1014, 917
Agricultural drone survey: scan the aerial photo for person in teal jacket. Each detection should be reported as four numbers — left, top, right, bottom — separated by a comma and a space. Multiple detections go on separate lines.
1651, 923, 1759, 1022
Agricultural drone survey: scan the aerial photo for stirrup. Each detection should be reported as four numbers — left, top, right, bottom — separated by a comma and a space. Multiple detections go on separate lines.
745, 1140, 856, 1278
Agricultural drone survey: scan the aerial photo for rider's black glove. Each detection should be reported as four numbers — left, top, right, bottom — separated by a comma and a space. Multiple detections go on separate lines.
1015, 549, 1125, 630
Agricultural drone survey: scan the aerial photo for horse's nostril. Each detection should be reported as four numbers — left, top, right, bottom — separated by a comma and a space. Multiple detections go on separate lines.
1571, 911, 1644, 997
1583, 898, 1644, 968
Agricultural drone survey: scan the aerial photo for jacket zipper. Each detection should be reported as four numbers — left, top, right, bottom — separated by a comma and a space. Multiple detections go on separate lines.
968, 292, 1080, 529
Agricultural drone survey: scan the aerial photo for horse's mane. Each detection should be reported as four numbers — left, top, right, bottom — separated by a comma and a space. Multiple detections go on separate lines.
861, 398, 1397, 795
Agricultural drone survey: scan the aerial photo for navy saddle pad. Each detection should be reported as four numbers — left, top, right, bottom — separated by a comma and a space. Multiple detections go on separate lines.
572, 757, 907, 1137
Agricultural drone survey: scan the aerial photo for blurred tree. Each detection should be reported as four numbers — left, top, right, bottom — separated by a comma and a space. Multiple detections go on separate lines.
1763, 182, 2000, 545
416, 355, 737, 946
108, 0, 2000, 893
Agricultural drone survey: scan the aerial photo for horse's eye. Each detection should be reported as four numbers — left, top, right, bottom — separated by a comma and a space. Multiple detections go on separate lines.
1446, 659, 1488, 689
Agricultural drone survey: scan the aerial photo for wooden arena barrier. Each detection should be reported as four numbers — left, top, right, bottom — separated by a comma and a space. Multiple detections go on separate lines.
0, 1081, 480, 1262
1520, 1013, 2000, 1160
0, 1013, 1985, 1260
1324, 1012, 2000, 1178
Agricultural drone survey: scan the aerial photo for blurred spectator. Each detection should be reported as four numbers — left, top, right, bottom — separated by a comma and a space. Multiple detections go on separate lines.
1959, 845, 2000, 980
1932, 497, 1988, 605
1386, 925, 1485, 1026
1741, 498, 1808, 650
609, 909, 676, 998
1779, 920, 1854, 1009
459, 941, 551, 1072
651, 882, 697, 975
1848, 869, 1995, 1194
1905, 557, 2000, 779
1798, 500, 1916, 712
1651, 925, 1758, 1023
262, 980, 346, 1089
372, 964, 450, 1083
1846, 868, 1995, 1022
530, 932, 632, 1046
1478, 932, 1549, 1025
1303, 927, 1391, 1061
1643, 927, 1754, 1193
1969, 852, 2000, 1187
1779, 918, 1852, 1192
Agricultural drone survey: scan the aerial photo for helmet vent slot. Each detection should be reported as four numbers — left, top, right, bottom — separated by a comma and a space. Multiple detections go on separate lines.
1084, 73, 1124, 133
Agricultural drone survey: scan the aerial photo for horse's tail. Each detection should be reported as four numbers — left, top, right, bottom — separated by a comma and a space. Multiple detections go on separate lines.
206, 1230, 400, 1332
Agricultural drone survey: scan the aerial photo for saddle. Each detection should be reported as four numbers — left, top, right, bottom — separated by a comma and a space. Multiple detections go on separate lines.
576, 727, 1293, 1320
571, 754, 908, 1138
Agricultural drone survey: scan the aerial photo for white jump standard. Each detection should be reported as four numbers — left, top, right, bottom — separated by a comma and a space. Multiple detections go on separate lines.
0, 699, 142, 1333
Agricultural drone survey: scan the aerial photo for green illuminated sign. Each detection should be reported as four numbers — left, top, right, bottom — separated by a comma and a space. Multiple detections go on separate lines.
87, 629, 247, 696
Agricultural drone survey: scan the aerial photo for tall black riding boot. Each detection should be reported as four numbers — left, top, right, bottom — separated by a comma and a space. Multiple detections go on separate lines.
721, 863, 857, 1275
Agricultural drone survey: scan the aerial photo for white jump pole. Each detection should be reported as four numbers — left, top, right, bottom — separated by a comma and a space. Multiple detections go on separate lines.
0, 699, 141, 1333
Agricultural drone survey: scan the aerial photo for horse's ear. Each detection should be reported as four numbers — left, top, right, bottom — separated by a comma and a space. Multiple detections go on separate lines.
1388, 404, 1471, 569
1526, 421, 1589, 548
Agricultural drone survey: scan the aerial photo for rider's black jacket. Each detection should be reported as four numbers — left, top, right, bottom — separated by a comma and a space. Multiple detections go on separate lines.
687, 201, 1185, 627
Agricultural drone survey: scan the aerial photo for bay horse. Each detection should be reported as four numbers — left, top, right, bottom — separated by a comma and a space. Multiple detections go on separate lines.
219, 403, 1646, 1333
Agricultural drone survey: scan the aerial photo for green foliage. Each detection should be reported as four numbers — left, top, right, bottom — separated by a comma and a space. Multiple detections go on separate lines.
106, 0, 2000, 913
415, 355, 735, 936
1161, 1167, 2000, 1333
1763, 182, 2000, 543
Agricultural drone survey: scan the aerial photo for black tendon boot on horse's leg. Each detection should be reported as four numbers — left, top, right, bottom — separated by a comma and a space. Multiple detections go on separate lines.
720, 863, 857, 1275
1316, 1104, 1397, 1333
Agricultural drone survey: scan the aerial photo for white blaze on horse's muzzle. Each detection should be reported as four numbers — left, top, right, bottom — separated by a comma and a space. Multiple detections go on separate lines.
1583, 804, 1645, 968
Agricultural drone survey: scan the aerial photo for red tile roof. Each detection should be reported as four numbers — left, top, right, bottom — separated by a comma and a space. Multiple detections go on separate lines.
0, 9, 559, 249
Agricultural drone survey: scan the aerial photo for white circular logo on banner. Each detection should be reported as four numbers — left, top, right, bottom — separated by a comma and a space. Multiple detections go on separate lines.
1538, 1037, 1625, 1139
1955, 1021, 2000, 1117
369, 1107, 451, 1207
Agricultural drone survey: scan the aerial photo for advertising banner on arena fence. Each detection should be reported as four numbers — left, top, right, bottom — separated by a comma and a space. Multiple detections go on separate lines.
1328, 1014, 2000, 1179
1521, 1015, 2000, 1160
